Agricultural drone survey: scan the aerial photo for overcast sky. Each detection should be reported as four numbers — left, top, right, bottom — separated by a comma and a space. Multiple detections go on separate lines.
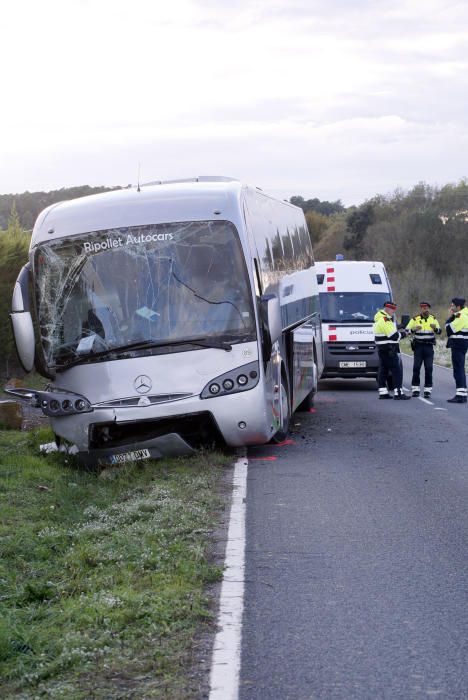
1, 0, 467, 205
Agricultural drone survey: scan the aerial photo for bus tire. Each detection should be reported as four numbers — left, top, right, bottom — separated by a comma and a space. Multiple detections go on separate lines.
271, 374, 291, 443
297, 361, 317, 411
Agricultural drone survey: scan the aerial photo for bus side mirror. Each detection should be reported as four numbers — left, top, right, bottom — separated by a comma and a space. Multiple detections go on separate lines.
260, 294, 282, 351
10, 264, 35, 372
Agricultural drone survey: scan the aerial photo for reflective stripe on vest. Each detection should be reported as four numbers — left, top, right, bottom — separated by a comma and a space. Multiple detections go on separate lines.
375, 335, 399, 345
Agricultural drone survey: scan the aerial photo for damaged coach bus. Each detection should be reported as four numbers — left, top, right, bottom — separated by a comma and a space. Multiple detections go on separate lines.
8, 177, 323, 466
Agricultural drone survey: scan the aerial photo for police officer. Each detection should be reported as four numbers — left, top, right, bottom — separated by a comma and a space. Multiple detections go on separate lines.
406, 302, 441, 397
374, 300, 410, 400
445, 297, 468, 403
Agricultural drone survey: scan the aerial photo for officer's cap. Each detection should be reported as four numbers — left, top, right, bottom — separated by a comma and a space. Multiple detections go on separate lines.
419, 301, 431, 308
384, 301, 397, 310
451, 297, 466, 307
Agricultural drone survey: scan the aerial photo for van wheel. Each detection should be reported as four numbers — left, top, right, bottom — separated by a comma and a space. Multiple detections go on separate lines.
271, 376, 291, 443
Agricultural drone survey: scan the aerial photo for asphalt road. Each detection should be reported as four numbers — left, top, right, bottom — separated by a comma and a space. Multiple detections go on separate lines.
240, 355, 468, 700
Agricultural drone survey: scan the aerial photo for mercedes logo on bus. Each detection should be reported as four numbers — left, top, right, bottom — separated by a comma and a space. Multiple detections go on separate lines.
134, 375, 152, 394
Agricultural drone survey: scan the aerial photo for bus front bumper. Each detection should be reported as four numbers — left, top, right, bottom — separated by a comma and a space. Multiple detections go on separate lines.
49, 385, 272, 465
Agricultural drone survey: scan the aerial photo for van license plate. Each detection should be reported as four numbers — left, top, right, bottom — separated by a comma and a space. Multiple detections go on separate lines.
339, 361, 366, 368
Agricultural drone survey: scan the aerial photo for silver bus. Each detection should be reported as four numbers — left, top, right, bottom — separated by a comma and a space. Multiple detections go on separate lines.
9, 177, 323, 466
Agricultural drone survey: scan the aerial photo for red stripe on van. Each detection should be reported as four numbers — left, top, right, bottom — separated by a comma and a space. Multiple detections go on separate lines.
326, 267, 334, 273
327, 286, 335, 291
328, 334, 337, 341
326, 276, 335, 282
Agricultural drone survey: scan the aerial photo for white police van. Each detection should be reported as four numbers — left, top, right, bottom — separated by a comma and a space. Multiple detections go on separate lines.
316, 257, 392, 379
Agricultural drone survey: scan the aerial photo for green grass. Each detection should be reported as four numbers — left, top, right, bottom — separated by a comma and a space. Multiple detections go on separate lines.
400, 337, 468, 370
0, 428, 232, 699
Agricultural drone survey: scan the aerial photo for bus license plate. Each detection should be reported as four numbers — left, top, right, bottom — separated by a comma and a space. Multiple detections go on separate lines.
109, 448, 151, 465
339, 361, 366, 368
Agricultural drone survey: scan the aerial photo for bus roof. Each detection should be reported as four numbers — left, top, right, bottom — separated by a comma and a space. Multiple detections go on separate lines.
30, 178, 251, 246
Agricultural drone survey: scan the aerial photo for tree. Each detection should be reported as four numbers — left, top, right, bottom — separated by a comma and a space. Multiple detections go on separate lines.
6, 201, 22, 238
343, 203, 375, 256
0, 224, 31, 378
290, 196, 345, 216
305, 210, 329, 245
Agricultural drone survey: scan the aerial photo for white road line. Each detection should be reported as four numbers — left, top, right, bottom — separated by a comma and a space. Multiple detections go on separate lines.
418, 397, 434, 405
434, 407, 448, 411
209, 456, 248, 700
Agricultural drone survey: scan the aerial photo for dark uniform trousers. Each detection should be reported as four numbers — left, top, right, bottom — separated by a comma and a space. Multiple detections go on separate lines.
411, 343, 434, 388
378, 347, 403, 390
451, 341, 468, 389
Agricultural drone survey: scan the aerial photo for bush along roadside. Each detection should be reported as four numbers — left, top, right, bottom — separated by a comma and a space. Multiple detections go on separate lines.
0, 427, 233, 699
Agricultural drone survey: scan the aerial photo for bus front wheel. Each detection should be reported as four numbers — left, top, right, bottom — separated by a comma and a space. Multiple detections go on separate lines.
271, 376, 291, 443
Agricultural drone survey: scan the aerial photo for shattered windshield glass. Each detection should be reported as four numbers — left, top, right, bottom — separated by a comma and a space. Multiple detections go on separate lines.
35, 221, 256, 367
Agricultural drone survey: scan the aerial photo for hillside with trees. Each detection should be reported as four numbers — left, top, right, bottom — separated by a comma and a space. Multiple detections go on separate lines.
0, 206, 31, 378
293, 179, 468, 320
0, 185, 121, 230
0, 179, 467, 380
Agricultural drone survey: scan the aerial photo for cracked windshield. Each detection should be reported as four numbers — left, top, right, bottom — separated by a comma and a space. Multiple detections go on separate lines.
35, 220, 256, 366
320, 292, 390, 322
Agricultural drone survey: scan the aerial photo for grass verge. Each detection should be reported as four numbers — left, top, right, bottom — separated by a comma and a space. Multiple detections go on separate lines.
0, 427, 233, 699
400, 337, 468, 370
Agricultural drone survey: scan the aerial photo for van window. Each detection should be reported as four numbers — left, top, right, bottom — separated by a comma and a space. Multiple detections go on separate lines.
316, 274, 325, 284
319, 292, 389, 322
369, 274, 382, 284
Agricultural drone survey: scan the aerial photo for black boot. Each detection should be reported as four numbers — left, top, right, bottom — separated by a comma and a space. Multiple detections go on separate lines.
394, 390, 411, 400
379, 394, 392, 399
447, 395, 467, 404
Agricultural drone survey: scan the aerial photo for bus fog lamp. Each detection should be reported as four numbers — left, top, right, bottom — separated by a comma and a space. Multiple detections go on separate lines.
209, 383, 221, 395
62, 400, 73, 411
237, 374, 248, 386
238, 421, 247, 429
49, 399, 60, 412
223, 379, 234, 391
75, 399, 88, 411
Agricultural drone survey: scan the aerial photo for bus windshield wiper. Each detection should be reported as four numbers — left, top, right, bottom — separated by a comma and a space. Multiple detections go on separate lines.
55, 336, 233, 369
143, 337, 233, 352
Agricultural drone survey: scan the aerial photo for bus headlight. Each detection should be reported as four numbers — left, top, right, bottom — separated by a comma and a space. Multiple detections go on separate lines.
201, 361, 259, 399
25, 390, 93, 417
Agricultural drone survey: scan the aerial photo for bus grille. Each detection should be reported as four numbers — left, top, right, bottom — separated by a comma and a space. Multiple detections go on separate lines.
89, 412, 223, 450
